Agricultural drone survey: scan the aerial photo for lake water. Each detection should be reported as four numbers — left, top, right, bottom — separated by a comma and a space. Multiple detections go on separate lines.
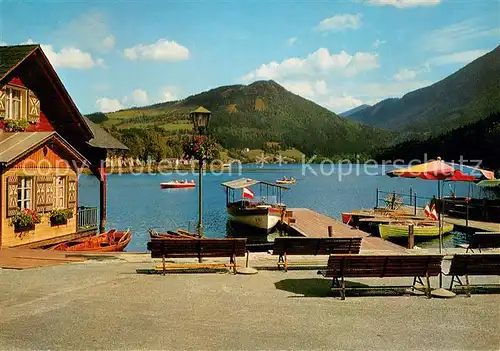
79, 164, 481, 251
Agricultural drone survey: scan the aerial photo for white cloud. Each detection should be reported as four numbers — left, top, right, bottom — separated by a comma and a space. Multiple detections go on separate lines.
241, 48, 379, 82
96, 97, 123, 113
0, 41, 7, 46
57, 12, 115, 52
363, 0, 440, 8
315, 14, 362, 32
428, 49, 489, 66
423, 18, 499, 53
393, 68, 417, 81
22, 39, 35, 45
282, 80, 329, 98
124, 39, 190, 61
125, 89, 149, 105
159, 87, 179, 102
323, 95, 364, 112
372, 39, 386, 49
287, 37, 297, 46
101, 35, 115, 51
41, 44, 100, 69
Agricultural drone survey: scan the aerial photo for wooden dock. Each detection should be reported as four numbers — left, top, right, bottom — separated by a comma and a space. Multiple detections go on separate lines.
284, 208, 404, 252
0, 248, 87, 269
444, 216, 500, 233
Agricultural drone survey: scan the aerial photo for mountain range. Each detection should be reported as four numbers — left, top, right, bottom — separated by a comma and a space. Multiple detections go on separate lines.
346, 45, 500, 134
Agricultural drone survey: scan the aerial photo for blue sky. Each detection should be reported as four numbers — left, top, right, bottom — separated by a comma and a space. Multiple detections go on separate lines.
1, 0, 499, 114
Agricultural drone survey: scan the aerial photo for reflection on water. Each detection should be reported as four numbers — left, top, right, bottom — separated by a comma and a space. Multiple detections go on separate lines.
225, 220, 282, 244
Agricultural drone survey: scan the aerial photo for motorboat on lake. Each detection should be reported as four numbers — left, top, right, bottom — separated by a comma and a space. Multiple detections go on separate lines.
160, 179, 196, 189
222, 178, 288, 231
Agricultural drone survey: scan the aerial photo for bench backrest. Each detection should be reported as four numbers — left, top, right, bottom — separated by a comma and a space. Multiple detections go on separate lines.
323, 254, 443, 278
147, 238, 247, 259
272, 237, 362, 255
448, 254, 500, 276
469, 233, 500, 249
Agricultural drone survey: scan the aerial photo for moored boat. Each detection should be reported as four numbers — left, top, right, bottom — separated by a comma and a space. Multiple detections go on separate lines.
222, 178, 288, 231
160, 180, 196, 189
276, 177, 296, 184
49, 229, 131, 251
148, 228, 197, 239
378, 223, 454, 240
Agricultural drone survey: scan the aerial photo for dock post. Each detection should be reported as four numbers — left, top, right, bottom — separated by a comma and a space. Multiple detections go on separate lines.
408, 224, 415, 249
413, 193, 417, 215
328, 226, 333, 237
376, 188, 379, 209
409, 187, 413, 206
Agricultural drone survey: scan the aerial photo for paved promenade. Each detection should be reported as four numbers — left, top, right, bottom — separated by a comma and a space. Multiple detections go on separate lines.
1, 255, 499, 350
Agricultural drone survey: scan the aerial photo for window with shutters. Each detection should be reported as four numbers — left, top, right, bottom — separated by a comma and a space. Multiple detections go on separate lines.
17, 177, 33, 210
54, 176, 66, 209
4, 86, 27, 120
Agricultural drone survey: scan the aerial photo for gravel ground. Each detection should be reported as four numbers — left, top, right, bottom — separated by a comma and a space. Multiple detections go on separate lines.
1, 259, 499, 350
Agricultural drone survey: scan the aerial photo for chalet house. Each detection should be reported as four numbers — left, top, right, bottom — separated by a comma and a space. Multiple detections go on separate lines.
0, 44, 127, 249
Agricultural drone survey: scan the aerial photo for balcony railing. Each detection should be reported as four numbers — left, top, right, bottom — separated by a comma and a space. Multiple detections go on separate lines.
77, 206, 98, 232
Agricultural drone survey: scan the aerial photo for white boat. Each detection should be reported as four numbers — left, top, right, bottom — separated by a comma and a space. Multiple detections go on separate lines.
222, 178, 289, 231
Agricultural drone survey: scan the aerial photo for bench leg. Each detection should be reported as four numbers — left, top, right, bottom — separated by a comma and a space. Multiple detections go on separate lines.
277, 255, 284, 270
162, 254, 166, 276
340, 276, 346, 300
425, 273, 431, 299
284, 252, 288, 272
465, 274, 471, 297
232, 255, 237, 274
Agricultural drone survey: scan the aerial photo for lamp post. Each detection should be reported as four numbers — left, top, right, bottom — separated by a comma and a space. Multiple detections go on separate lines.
190, 106, 211, 238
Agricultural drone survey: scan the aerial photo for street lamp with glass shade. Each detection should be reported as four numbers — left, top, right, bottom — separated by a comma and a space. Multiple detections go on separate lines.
189, 106, 212, 238
191, 106, 211, 135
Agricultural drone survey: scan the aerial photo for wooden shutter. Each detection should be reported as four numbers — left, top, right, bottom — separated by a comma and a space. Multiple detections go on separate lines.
6, 176, 19, 217
67, 176, 77, 209
35, 176, 54, 213
0, 87, 5, 119
27, 90, 40, 123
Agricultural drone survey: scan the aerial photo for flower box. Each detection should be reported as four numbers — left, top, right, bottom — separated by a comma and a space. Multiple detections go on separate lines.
50, 216, 68, 226
14, 222, 35, 233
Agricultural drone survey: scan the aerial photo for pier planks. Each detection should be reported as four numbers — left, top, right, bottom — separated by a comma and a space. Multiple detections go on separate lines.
0, 248, 86, 269
285, 208, 404, 252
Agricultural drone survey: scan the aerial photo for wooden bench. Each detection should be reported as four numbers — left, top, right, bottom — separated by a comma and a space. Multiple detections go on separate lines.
271, 237, 362, 271
318, 254, 443, 300
445, 254, 500, 297
147, 238, 247, 274
458, 232, 500, 253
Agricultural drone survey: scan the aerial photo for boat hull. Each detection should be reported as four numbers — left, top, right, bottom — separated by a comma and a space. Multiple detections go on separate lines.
227, 204, 282, 231
49, 230, 131, 251
379, 223, 454, 240
160, 183, 195, 189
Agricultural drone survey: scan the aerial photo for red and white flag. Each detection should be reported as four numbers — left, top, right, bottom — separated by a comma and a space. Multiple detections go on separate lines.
430, 204, 438, 220
242, 187, 255, 199
424, 204, 431, 217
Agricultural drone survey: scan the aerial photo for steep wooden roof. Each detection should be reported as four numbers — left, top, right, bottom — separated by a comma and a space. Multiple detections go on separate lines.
0, 44, 39, 81
0, 132, 88, 167
0, 44, 127, 152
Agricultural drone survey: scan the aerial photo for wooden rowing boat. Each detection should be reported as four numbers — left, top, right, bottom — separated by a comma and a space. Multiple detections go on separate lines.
379, 223, 454, 240
49, 229, 132, 251
148, 228, 198, 239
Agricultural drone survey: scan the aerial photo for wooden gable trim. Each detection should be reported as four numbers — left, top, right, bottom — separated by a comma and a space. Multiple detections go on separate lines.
5, 133, 89, 170
34, 49, 93, 139
0, 47, 93, 140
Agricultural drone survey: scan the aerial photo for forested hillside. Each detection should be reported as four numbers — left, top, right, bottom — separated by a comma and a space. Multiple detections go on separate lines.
375, 111, 500, 170
347, 46, 500, 134
88, 80, 392, 159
